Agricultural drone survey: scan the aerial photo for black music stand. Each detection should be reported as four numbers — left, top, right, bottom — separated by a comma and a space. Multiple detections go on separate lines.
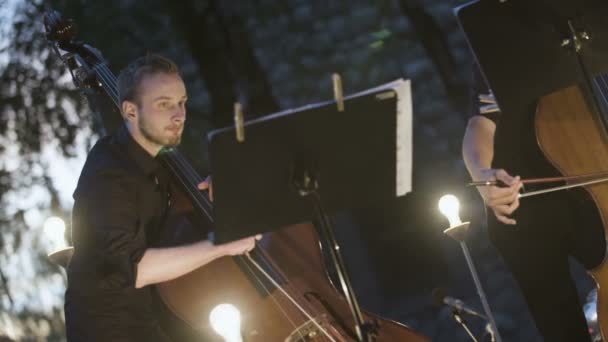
207, 79, 412, 342
456, 0, 608, 125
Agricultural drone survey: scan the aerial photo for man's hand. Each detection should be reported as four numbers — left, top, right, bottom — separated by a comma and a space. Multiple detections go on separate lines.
220, 234, 263, 256
476, 169, 523, 225
198, 176, 213, 201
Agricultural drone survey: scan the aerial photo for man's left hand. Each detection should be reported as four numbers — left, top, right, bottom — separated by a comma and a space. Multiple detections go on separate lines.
197, 176, 213, 201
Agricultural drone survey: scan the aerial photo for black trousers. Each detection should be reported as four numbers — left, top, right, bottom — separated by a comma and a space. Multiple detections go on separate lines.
488, 188, 606, 342
64, 295, 173, 342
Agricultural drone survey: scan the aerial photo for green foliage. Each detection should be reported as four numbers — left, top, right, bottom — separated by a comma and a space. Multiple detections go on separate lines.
1, 1, 89, 157
0, 0, 94, 340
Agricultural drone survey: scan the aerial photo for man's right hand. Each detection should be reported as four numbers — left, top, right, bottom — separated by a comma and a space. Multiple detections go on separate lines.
476, 168, 523, 225
220, 234, 262, 256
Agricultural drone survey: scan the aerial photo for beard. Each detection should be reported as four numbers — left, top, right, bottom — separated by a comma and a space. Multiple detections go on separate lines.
139, 115, 183, 148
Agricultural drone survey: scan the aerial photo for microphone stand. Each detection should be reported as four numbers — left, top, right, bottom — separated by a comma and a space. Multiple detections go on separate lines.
452, 310, 479, 342
444, 222, 502, 342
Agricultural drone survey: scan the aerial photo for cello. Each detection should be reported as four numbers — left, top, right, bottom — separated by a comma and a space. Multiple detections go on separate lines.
534, 80, 608, 340
44, 11, 429, 341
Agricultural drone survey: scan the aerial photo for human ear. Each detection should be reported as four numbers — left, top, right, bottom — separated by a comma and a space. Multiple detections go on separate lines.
121, 100, 138, 122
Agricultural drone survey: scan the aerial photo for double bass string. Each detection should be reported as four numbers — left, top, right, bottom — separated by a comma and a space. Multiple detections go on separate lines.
592, 75, 608, 118
98, 63, 118, 86
238, 251, 313, 341
595, 74, 608, 105
250, 245, 335, 340
590, 71, 608, 132
163, 149, 214, 219
93, 64, 119, 104
173, 151, 213, 213
245, 253, 338, 342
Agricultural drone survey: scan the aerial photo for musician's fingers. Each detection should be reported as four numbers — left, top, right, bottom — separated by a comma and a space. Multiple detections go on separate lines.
487, 190, 516, 206
496, 214, 516, 225
495, 169, 518, 186
504, 184, 522, 205
246, 237, 256, 252
496, 197, 520, 216
197, 180, 209, 190
199, 176, 213, 201
493, 207, 517, 225
487, 186, 514, 200
486, 182, 523, 206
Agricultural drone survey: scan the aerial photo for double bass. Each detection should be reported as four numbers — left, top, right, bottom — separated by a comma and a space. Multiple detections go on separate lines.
535, 81, 608, 339
44, 11, 429, 341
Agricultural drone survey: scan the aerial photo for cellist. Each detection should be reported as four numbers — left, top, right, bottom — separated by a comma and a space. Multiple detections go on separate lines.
64, 54, 260, 342
462, 63, 606, 341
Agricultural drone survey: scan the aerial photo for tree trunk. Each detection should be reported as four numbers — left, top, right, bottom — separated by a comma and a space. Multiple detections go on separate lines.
164, 0, 278, 127
398, 0, 468, 112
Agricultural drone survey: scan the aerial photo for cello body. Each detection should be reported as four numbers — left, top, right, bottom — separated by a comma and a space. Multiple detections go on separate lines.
535, 84, 608, 339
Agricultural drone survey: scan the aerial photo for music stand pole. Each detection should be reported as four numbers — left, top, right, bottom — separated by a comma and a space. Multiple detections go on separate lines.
295, 169, 372, 342
444, 223, 502, 342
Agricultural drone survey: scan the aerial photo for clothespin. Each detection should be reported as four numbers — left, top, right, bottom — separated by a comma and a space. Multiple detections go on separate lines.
234, 102, 245, 143
332, 73, 344, 112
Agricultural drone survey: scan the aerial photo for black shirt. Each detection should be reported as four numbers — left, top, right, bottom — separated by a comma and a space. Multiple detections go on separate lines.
65, 124, 172, 342
470, 65, 501, 124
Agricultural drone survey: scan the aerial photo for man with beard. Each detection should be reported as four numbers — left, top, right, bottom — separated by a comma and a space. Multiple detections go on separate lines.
64, 55, 259, 341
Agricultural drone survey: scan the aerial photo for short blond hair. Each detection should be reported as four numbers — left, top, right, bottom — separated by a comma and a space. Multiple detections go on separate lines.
117, 54, 180, 106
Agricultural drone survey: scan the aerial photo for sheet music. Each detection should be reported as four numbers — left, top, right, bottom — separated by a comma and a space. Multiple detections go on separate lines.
393, 80, 412, 197
228, 78, 413, 198
348, 79, 413, 197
